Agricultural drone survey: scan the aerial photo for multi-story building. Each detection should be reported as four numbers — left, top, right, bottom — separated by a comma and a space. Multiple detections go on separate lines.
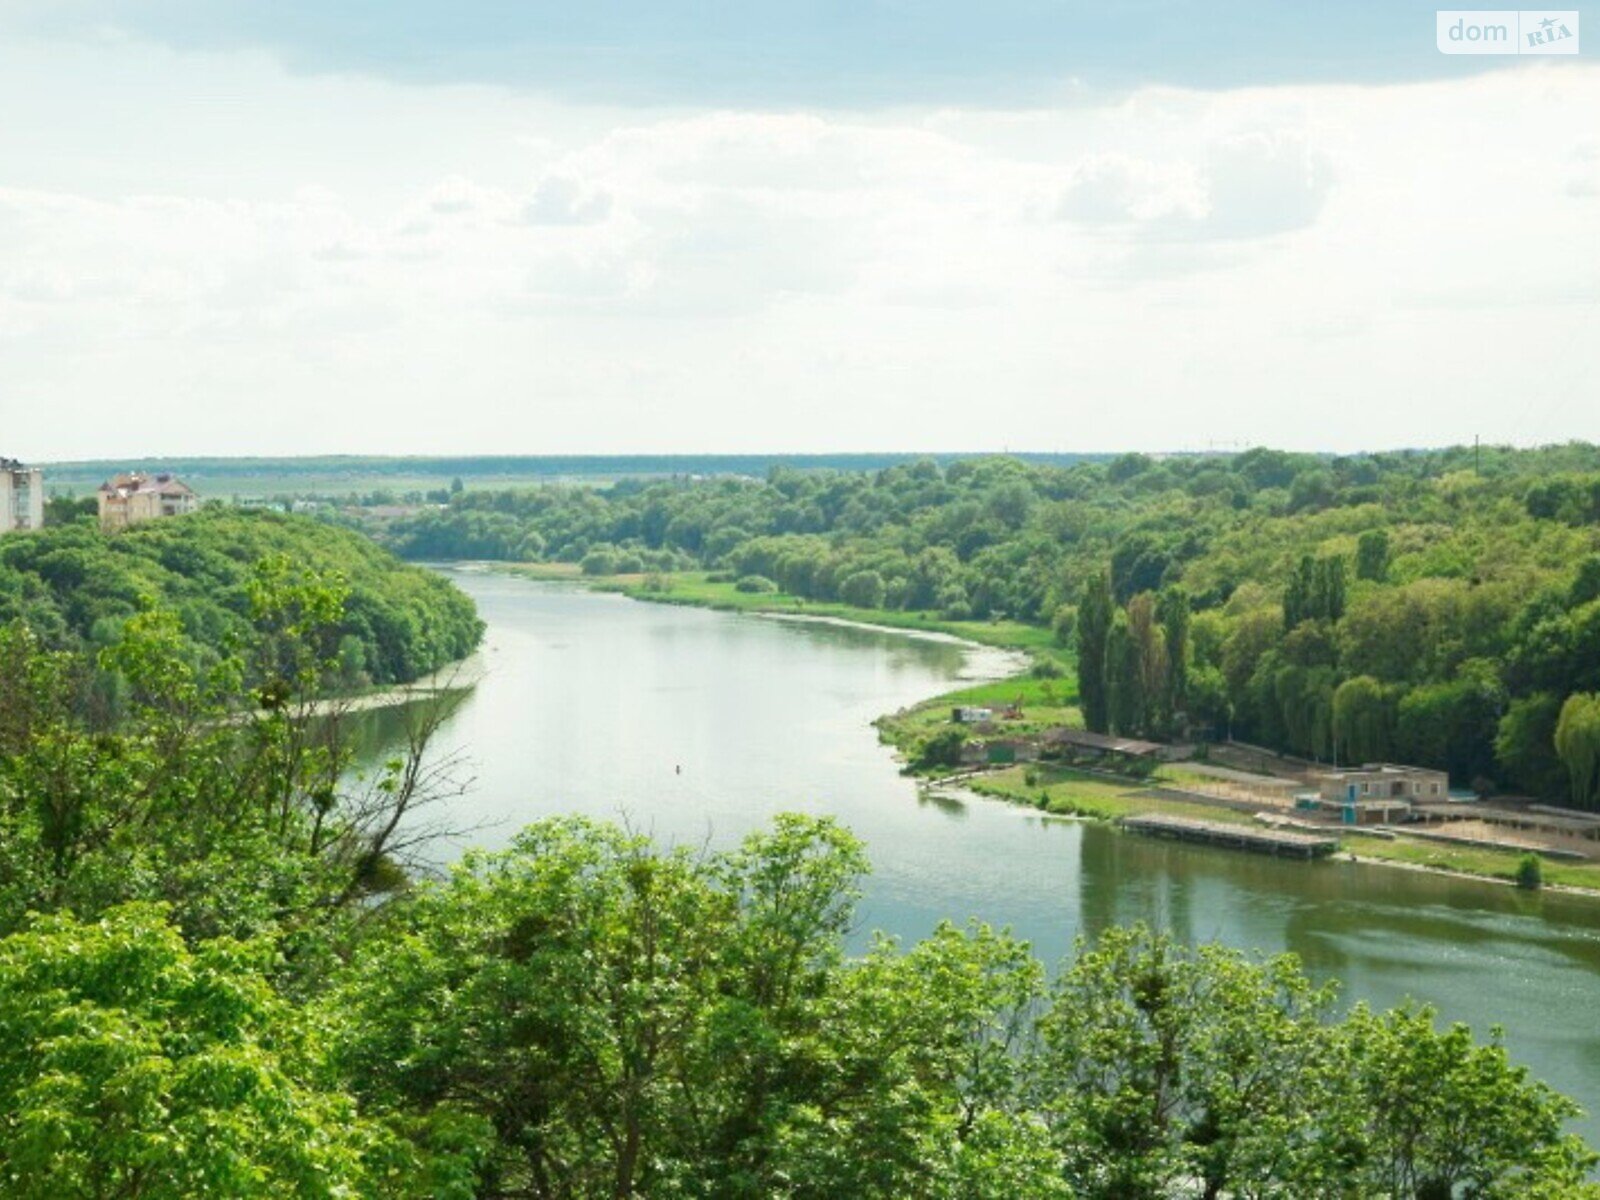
0, 458, 44, 533
97, 472, 199, 530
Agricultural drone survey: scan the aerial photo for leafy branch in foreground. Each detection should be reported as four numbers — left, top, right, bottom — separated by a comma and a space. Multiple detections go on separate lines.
0, 556, 471, 949
328, 816, 1598, 1200
0, 811, 1591, 1197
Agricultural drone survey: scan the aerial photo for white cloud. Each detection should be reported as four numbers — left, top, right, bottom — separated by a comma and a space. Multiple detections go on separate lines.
520, 176, 614, 225
0, 33, 1595, 458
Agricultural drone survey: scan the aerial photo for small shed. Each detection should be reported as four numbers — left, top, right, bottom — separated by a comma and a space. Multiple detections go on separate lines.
1041, 728, 1178, 761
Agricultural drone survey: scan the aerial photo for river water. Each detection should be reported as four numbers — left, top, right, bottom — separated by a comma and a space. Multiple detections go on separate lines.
383, 570, 1600, 1140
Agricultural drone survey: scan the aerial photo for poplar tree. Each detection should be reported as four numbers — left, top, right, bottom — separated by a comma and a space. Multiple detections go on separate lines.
1076, 571, 1114, 734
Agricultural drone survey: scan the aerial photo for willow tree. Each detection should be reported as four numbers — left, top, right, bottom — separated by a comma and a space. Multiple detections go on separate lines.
1556, 693, 1600, 810
1333, 675, 1393, 766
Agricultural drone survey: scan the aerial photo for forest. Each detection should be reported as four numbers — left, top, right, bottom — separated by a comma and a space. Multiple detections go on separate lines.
374, 444, 1600, 804
1, 508, 483, 691
0, 566, 1593, 1197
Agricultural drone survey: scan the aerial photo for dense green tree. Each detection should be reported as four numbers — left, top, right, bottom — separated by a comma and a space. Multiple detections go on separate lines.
1556, 693, 1600, 810
1285, 555, 1347, 628
1496, 693, 1569, 801
1030, 925, 1598, 1200
0, 510, 481, 688
0, 904, 469, 1199
840, 569, 888, 610
0, 563, 465, 943
1333, 674, 1395, 765
1125, 592, 1168, 736
1105, 614, 1144, 736
1395, 665, 1506, 784
1341, 1003, 1596, 1198
329, 815, 1067, 1199
345, 444, 1600, 783
1356, 528, 1391, 582
1077, 571, 1114, 734
1157, 585, 1191, 730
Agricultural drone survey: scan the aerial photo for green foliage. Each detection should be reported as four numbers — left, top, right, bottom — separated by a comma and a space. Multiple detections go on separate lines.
1284, 553, 1347, 629
1517, 853, 1544, 890
1032, 925, 1597, 1200
1342, 1003, 1594, 1197
1076, 570, 1114, 734
840, 568, 887, 609
0, 509, 481, 688
0, 565, 468, 943
0, 904, 460, 1199
1556, 693, 1600, 810
1334, 674, 1395, 764
1497, 693, 1569, 800
359, 445, 1600, 788
915, 725, 969, 770
0, 760, 1593, 1200
1357, 527, 1391, 582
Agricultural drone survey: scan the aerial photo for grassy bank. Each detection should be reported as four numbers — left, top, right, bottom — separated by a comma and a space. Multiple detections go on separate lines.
964, 764, 1600, 893
522, 567, 1060, 653
962, 765, 1256, 826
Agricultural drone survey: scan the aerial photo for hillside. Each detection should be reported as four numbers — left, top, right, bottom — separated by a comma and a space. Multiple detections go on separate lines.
0, 509, 482, 688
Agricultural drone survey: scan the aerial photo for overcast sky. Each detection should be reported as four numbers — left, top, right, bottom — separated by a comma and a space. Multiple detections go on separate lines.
1, 2, 1596, 460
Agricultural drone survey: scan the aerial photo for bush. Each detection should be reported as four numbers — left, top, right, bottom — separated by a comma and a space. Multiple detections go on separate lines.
914, 727, 968, 770
1051, 604, 1077, 647
840, 569, 887, 610
580, 547, 619, 575
1516, 853, 1543, 890
735, 574, 779, 594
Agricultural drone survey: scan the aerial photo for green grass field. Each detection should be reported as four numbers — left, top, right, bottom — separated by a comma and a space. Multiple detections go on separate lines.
967, 765, 1258, 824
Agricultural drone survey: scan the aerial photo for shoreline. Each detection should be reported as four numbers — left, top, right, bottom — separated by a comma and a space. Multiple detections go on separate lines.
450, 561, 1600, 902
749, 611, 1031, 682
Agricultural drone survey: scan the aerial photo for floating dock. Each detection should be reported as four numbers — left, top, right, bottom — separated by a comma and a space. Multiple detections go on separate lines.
1121, 813, 1339, 860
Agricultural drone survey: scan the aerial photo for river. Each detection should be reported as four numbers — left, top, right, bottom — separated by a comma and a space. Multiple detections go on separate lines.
376, 570, 1600, 1140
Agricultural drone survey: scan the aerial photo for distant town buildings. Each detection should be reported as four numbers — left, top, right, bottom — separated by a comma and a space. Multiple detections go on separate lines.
97, 472, 199, 530
0, 458, 44, 533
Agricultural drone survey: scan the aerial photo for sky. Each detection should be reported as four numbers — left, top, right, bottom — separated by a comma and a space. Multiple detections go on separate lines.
0, 2, 1596, 459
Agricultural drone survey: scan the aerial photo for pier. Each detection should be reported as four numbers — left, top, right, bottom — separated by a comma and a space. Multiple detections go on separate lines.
1121, 813, 1339, 860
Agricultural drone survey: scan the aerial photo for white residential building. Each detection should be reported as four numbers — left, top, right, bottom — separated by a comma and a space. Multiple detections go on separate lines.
0, 458, 44, 533
97, 472, 200, 530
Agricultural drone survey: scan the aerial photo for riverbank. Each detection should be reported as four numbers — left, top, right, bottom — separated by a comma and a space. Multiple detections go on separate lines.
958, 762, 1600, 896
481, 563, 1600, 899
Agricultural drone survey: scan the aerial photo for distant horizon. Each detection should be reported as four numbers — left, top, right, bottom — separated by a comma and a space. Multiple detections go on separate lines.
30, 438, 1599, 470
